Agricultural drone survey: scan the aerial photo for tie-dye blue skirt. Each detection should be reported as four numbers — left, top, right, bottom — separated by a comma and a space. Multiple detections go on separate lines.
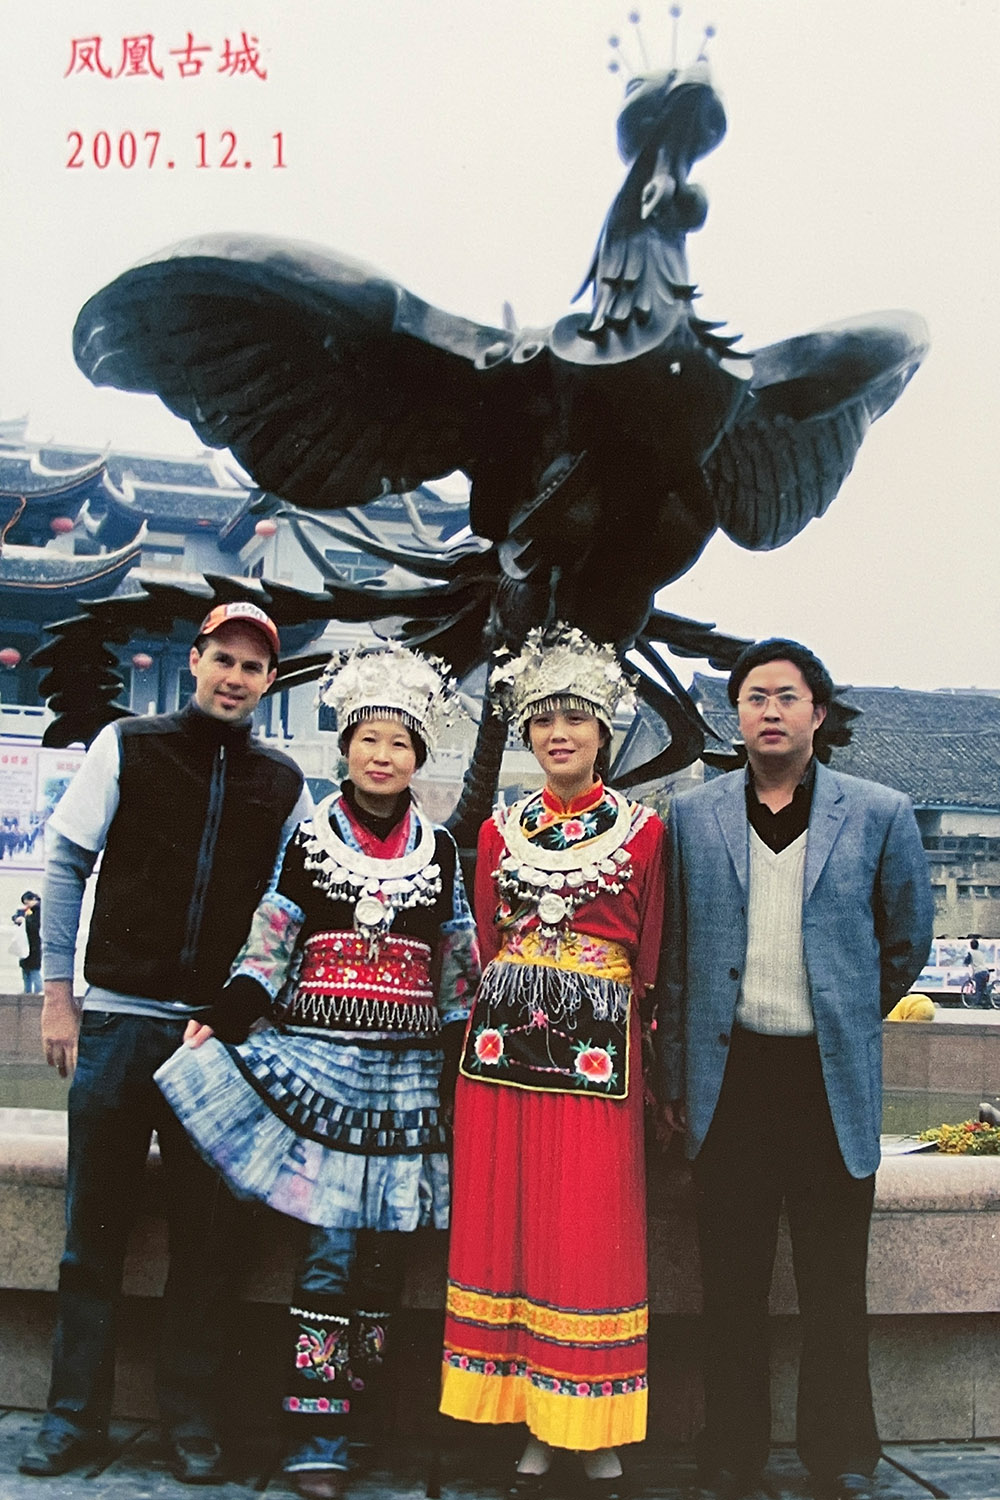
155, 1026, 451, 1231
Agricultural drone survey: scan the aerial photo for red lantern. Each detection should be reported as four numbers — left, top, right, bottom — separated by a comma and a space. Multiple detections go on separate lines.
254, 518, 278, 538
131, 652, 154, 671
0, 647, 21, 669
50, 515, 75, 534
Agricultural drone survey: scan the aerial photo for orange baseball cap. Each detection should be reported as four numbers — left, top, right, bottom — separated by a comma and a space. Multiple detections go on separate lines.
197, 601, 280, 656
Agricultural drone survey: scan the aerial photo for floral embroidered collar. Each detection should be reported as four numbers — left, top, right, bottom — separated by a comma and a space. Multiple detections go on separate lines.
519, 783, 624, 855
539, 781, 606, 817
494, 787, 636, 942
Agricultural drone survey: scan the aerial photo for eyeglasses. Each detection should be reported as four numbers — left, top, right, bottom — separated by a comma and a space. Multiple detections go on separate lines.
737, 691, 814, 711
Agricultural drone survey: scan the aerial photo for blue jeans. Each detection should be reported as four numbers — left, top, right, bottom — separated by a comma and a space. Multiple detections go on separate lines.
21, 966, 42, 994
284, 1228, 406, 1474
43, 1011, 239, 1444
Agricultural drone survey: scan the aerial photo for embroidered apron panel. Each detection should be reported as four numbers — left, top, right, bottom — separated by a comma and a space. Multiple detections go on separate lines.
460, 932, 632, 1097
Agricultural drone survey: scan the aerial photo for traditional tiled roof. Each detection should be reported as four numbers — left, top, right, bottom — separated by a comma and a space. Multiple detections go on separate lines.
0, 439, 250, 541
102, 475, 247, 530
691, 674, 1000, 811
2, 432, 468, 548
0, 533, 145, 620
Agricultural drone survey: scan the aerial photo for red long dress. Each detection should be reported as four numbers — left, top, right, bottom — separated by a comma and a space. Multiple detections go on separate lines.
440, 783, 665, 1450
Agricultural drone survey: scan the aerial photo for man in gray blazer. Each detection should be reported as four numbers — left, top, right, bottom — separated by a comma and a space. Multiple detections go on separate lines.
658, 639, 932, 1500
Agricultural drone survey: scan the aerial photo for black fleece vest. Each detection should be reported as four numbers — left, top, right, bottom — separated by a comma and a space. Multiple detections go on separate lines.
84, 702, 303, 1004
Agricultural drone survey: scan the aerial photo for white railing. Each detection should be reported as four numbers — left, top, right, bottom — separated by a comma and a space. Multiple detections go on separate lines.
0, 705, 50, 740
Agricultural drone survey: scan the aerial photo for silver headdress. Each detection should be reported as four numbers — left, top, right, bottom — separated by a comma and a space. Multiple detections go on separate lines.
315, 641, 464, 755
489, 623, 636, 735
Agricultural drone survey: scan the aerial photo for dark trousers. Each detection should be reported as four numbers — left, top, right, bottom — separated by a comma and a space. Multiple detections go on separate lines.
691, 1027, 880, 1483
45, 1011, 238, 1442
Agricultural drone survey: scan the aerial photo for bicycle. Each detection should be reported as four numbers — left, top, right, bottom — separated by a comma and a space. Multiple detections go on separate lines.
960, 970, 1000, 1008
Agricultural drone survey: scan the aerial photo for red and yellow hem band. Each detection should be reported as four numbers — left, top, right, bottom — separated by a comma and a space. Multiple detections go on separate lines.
440, 1349, 647, 1449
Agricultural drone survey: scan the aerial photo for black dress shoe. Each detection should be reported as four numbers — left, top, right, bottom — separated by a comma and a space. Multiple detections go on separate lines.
507, 1469, 551, 1497
168, 1434, 228, 1484
830, 1474, 873, 1500
19, 1427, 103, 1477
584, 1476, 628, 1500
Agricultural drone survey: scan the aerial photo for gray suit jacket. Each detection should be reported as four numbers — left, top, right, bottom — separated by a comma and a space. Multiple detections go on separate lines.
657, 760, 933, 1178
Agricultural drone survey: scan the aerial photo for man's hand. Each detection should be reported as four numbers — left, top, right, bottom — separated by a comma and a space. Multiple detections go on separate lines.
655, 1097, 687, 1148
183, 1018, 216, 1049
41, 980, 82, 1079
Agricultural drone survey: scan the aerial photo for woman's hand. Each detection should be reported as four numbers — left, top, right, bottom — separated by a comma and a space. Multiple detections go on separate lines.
183, 1018, 216, 1049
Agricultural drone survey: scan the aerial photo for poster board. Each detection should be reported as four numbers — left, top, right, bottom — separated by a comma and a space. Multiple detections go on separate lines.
0, 746, 86, 873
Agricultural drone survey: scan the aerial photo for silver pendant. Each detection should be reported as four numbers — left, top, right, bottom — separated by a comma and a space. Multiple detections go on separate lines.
355, 895, 387, 932
537, 892, 569, 927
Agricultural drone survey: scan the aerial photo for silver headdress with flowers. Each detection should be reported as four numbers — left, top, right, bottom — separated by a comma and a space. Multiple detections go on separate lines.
315, 641, 464, 755
489, 623, 636, 735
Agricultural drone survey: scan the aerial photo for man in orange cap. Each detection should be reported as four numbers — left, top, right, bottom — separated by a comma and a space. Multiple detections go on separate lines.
21, 603, 311, 1484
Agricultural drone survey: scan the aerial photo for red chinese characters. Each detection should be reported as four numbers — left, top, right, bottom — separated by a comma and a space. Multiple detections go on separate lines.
65, 32, 267, 80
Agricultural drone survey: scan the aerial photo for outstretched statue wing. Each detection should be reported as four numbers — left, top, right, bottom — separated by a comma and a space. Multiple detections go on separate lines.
73, 235, 514, 511
32, 574, 341, 748
707, 311, 929, 550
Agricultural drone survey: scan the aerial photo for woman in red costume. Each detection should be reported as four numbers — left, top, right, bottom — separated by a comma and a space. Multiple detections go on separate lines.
440, 624, 665, 1498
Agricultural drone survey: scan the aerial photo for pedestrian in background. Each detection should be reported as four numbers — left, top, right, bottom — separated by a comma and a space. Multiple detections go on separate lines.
15, 891, 43, 994
964, 937, 991, 1009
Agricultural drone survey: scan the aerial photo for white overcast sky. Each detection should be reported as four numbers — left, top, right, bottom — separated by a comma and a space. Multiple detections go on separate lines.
1, 0, 997, 691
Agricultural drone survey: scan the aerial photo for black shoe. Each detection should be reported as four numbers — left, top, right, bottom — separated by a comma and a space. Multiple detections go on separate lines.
695, 1473, 773, 1500
688, 1460, 729, 1498
584, 1476, 628, 1500
828, 1474, 873, 1500
507, 1471, 550, 1498
168, 1434, 228, 1484
722, 1478, 777, 1500
18, 1427, 103, 1477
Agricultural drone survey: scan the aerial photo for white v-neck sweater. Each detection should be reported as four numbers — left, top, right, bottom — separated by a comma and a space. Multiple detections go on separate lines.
735, 827, 816, 1036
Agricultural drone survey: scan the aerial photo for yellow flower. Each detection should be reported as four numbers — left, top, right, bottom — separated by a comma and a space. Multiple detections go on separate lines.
918, 1120, 1000, 1155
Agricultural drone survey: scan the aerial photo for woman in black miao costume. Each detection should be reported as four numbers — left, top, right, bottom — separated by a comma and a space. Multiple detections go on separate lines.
158, 644, 479, 1500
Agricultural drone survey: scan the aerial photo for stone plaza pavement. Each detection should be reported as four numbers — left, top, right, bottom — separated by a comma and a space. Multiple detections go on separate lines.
1, 1412, 997, 1500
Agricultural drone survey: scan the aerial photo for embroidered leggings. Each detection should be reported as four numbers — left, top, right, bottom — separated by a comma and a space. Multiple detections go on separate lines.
284, 1228, 407, 1472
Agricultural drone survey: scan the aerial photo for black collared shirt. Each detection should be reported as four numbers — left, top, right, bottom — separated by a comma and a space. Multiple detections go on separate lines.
745, 760, 816, 853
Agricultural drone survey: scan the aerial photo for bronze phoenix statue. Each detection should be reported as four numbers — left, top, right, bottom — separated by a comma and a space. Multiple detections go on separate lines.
64, 55, 926, 837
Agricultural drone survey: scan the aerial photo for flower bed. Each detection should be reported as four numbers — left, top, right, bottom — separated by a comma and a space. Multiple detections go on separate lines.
918, 1120, 1000, 1154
